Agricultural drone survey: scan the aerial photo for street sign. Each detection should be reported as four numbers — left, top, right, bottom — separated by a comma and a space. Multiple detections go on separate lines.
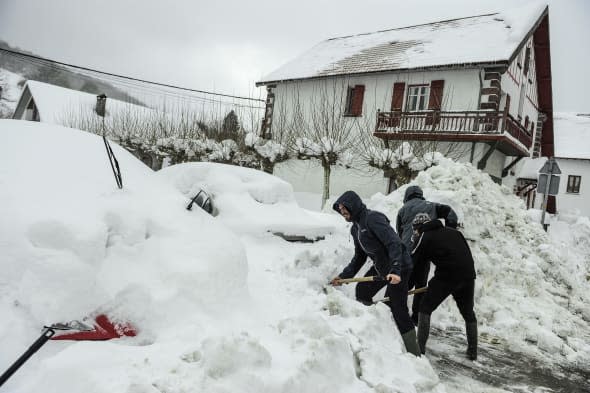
538, 173, 560, 195
538, 157, 561, 230
539, 158, 561, 175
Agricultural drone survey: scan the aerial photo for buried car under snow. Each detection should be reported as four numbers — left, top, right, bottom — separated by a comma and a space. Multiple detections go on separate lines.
157, 162, 335, 242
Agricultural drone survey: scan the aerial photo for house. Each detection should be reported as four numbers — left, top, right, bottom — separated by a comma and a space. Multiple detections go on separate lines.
508, 113, 590, 217
256, 4, 553, 198
12, 80, 151, 124
12, 80, 163, 168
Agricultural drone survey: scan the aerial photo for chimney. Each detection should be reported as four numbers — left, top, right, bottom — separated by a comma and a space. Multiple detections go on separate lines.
95, 94, 107, 117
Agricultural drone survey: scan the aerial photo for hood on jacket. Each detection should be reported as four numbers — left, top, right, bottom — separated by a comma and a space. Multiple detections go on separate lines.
333, 190, 366, 222
403, 185, 425, 203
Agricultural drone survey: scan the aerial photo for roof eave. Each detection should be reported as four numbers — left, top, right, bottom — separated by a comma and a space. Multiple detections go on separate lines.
506, 5, 550, 65
255, 60, 510, 87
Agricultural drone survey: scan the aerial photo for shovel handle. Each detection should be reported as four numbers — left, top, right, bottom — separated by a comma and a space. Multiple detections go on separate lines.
335, 276, 385, 284
409, 286, 428, 295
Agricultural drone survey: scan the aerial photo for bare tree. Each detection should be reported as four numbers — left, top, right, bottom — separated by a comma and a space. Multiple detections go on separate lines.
288, 79, 358, 207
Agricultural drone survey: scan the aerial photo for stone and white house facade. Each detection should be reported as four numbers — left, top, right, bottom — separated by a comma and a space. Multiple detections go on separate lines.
257, 4, 555, 201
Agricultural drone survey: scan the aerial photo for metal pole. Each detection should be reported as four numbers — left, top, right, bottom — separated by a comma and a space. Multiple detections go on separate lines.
540, 158, 553, 230
0, 328, 55, 387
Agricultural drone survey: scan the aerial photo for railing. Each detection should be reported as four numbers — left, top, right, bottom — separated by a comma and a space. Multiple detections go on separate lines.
375, 110, 532, 150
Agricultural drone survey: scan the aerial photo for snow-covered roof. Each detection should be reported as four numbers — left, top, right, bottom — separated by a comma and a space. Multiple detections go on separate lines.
516, 157, 547, 179
16, 80, 152, 124
553, 112, 590, 160
258, 3, 547, 85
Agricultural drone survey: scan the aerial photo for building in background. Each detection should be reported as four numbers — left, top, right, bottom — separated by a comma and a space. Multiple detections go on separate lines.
507, 113, 590, 217
257, 4, 553, 199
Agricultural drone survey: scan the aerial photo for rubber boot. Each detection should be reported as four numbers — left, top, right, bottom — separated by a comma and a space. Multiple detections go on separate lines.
401, 329, 421, 356
417, 312, 430, 355
466, 321, 478, 361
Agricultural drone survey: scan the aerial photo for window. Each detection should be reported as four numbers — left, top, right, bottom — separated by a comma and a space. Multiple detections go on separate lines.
345, 87, 355, 114
567, 175, 581, 194
523, 46, 531, 76
344, 85, 365, 116
405, 85, 429, 112
517, 49, 523, 67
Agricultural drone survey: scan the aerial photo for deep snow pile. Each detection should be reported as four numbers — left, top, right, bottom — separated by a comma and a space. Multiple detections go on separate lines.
0, 120, 443, 393
366, 158, 590, 368
156, 162, 335, 239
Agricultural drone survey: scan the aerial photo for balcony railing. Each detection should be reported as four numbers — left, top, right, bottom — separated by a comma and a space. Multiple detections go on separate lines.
375, 110, 533, 151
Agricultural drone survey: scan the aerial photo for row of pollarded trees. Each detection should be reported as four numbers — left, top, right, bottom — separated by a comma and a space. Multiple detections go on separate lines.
62, 78, 468, 207
265, 78, 469, 207
61, 101, 289, 173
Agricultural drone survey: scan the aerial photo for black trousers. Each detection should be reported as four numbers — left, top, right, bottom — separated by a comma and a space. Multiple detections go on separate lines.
355, 266, 415, 334
408, 255, 430, 317
419, 276, 477, 323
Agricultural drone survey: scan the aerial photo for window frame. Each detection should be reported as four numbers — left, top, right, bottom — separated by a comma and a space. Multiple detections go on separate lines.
344, 87, 355, 116
405, 84, 430, 112
566, 175, 582, 194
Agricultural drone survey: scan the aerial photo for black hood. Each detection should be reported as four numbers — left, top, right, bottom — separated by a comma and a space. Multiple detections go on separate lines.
333, 191, 366, 222
403, 185, 425, 203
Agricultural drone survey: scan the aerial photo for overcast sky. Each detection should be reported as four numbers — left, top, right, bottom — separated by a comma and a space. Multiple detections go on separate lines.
0, 0, 588, 111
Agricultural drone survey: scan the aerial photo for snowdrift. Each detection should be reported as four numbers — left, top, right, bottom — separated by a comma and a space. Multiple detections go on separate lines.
366, 158, 590, 368
157, 162, 335, 240
0, 120, 442, 393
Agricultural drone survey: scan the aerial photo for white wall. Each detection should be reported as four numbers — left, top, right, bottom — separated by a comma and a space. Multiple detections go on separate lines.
554, 158, 590, 217
500, 36, 540, 138
268, 68, 511, 195
271, 68, 483, 129
274, 158, 388, 202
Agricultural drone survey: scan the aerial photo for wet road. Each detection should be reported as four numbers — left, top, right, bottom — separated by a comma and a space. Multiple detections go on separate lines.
426, 327, 590, 393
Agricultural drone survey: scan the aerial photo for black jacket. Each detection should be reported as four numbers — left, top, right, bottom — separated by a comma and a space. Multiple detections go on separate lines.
411, 220, 476, 281
334, 191, 412, 278
396, 185, 458, 250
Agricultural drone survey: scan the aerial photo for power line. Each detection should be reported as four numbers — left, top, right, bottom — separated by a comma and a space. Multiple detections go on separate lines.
0, 46, 265, 103
1, 49, 265, 111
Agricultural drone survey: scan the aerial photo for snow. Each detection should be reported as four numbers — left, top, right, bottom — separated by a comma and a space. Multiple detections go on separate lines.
259, 3, 547, 84
553, 112, 590, 160
2, 119, 588, 392
0, 67, 24, 117
0, 119, 442, 393
368, 158, 590, 369
156, 161, 335, 240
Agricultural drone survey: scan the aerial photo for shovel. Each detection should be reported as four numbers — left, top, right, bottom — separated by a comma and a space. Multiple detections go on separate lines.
374, 286, 428, 304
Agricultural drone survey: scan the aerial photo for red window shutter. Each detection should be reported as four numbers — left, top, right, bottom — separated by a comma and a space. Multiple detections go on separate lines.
391, 82, 405, 111
428, 80, 445, 110
352, 85, 365, 116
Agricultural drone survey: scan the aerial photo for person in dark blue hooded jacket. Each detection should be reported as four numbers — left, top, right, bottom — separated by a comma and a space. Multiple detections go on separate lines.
396, 185, 458, 323
330, 190, 420, 356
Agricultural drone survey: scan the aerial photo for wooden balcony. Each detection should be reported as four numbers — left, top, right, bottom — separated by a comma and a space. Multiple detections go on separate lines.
374, 110, 533, 156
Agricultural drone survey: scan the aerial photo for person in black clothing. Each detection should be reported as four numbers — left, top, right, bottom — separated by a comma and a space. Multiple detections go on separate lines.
411, 213, 478, 360
396, 186, 458, 323
330, 191, 420, 356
